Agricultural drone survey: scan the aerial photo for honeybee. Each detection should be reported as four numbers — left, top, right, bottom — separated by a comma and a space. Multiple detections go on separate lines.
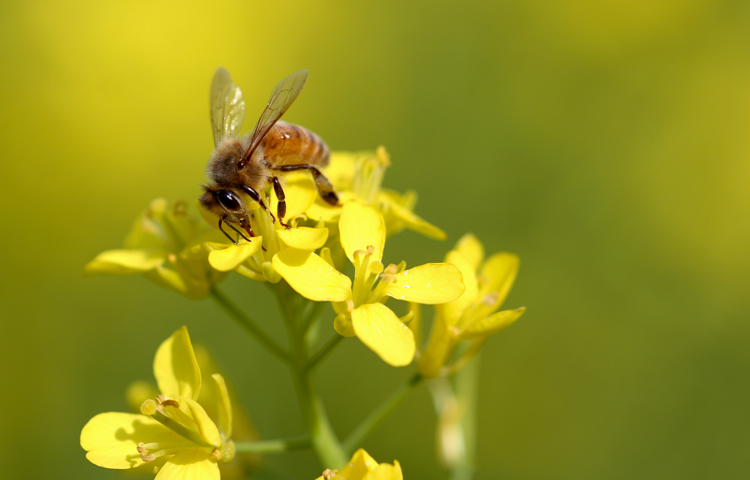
199, 68, 338, 243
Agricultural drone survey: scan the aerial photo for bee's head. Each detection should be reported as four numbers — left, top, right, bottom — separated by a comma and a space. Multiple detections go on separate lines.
199, 185, 248, 224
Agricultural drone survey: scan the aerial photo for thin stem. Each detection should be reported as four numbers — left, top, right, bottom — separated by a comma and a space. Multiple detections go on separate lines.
450, 353, 481, 480
273, 282, 347, 468
233, 436, 310, 454
306, 334, 344, 372
343, 372, 423, 453
210, 286, 291, 366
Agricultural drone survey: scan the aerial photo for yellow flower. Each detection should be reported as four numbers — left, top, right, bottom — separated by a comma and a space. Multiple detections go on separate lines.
315, 449, 403, 480
85, 199, 226, 298
201, 172, 328, 283
418, 234, 526, 378
273, 202, 464, 367
306, 147, 445, 240
81, 327, 234, 480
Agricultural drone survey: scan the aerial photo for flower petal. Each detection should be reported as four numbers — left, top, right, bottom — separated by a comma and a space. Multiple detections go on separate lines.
84, 248, 166, 275
338, 448, 379, 477
80, 412, 189, 469
417, 313, 456, 378
340, 202, 385, 264
379, 190, 446, 240
212, 374, 232, 440
154, 327, 201, 400
470, 252, 520, 319
181, 396, 222, 447
277, 226, 329, 250
351, 304, 415, 367
207, 239, 261, 272
270, 171, 317, 219
383, 263, 464, 304
273, 249, 352, 301
436, 251, 478, 326
460, 307, 526, 339
365, 461, 403, 480
455, 233, 484, 271
156, 448, 219, 480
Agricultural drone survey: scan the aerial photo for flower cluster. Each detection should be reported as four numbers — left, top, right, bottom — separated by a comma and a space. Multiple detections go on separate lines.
82, 145, 526, 480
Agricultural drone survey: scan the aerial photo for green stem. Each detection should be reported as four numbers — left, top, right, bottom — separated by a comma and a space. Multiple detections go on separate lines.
343, 372, 423, 453
306, 334, 344, 372
233, 436, 310, 454
273, 282, 347, 468
450, 354, 480, 480
210, 286, 290, 366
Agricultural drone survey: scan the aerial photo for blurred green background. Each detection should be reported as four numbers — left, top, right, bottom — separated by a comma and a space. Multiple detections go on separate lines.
1, 0, 749, 479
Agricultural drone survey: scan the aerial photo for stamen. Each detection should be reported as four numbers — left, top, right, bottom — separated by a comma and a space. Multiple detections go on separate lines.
167, 253, 177, 263
352, 249, 367, 259
156, 394, 179, 409
346, 299, 354, 313
379, 274, 397, 283
137, 442, 166, 463
323, 469, 339, 479
383, 264, 398, 275
366, 245, 375, 255
211, 448, 222, 461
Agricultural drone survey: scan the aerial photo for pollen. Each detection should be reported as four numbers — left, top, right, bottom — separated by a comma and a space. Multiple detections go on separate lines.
482, 291, 500, 306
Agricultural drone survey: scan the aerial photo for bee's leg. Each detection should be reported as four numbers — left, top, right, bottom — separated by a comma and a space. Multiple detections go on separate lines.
271, 177, 291, 229
269, 165, 339, 206
240, 185, 276, 223
220, 217, 253, 244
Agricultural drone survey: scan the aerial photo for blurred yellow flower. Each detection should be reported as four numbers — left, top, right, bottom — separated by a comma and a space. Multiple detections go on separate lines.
306, 147, 445, 239
315, 449, 403, 480
81, 327, 235, 480
274, 202, 464, 367
418, 234, 525, 378
84, 198, 226, 298
200, 172, 328, 283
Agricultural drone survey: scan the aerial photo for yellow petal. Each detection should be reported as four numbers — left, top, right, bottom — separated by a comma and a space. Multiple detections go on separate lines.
378, 190, 446, 240
84, 248, 166, 275
383, 263, 464, 304
365, 461, 403, 480
436, 251, 478, 326
154, 327, 201, 400
207, 239, 261, 272
181, 396, 222, 447
338, 448, 379, 477
270, 171, 317, 219
155, 448, 220, 480
417, 313, 456, 378
273, 249, 352, 301
460, 307, 526, 339
81, 413, 189, 469
479, 252, 519, 305
212, 373, 233, 440
339, 202, 385, 264
277, 226, 329, 250
305, 196, 344, 223
351, 304, 415, 367
454, 233, 484, 271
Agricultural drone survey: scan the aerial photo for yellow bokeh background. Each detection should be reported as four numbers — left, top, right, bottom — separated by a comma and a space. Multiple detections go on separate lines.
1, 1, 749, 479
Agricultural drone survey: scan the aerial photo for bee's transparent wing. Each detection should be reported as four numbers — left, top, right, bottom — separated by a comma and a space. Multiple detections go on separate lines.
210, 67, 245, 147
243, 69, 308, 160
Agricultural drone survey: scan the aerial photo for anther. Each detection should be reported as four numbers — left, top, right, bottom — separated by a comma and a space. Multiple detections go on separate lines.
167, 253, 177, 263
366, 245, 375, 255
384, 264, 398, 275
156, 394, 179, 408
137, 442, 165, 463
211, 448, 222, 461
346, 299, 354, 313
323, 469, 339, 479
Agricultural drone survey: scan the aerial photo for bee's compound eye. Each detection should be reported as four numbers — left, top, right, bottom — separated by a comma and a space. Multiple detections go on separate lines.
216, 190, 242, 212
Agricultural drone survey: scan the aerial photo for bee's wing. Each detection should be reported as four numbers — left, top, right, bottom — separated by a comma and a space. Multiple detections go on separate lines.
243, 69, 308, 161
210, 67, 245, 147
